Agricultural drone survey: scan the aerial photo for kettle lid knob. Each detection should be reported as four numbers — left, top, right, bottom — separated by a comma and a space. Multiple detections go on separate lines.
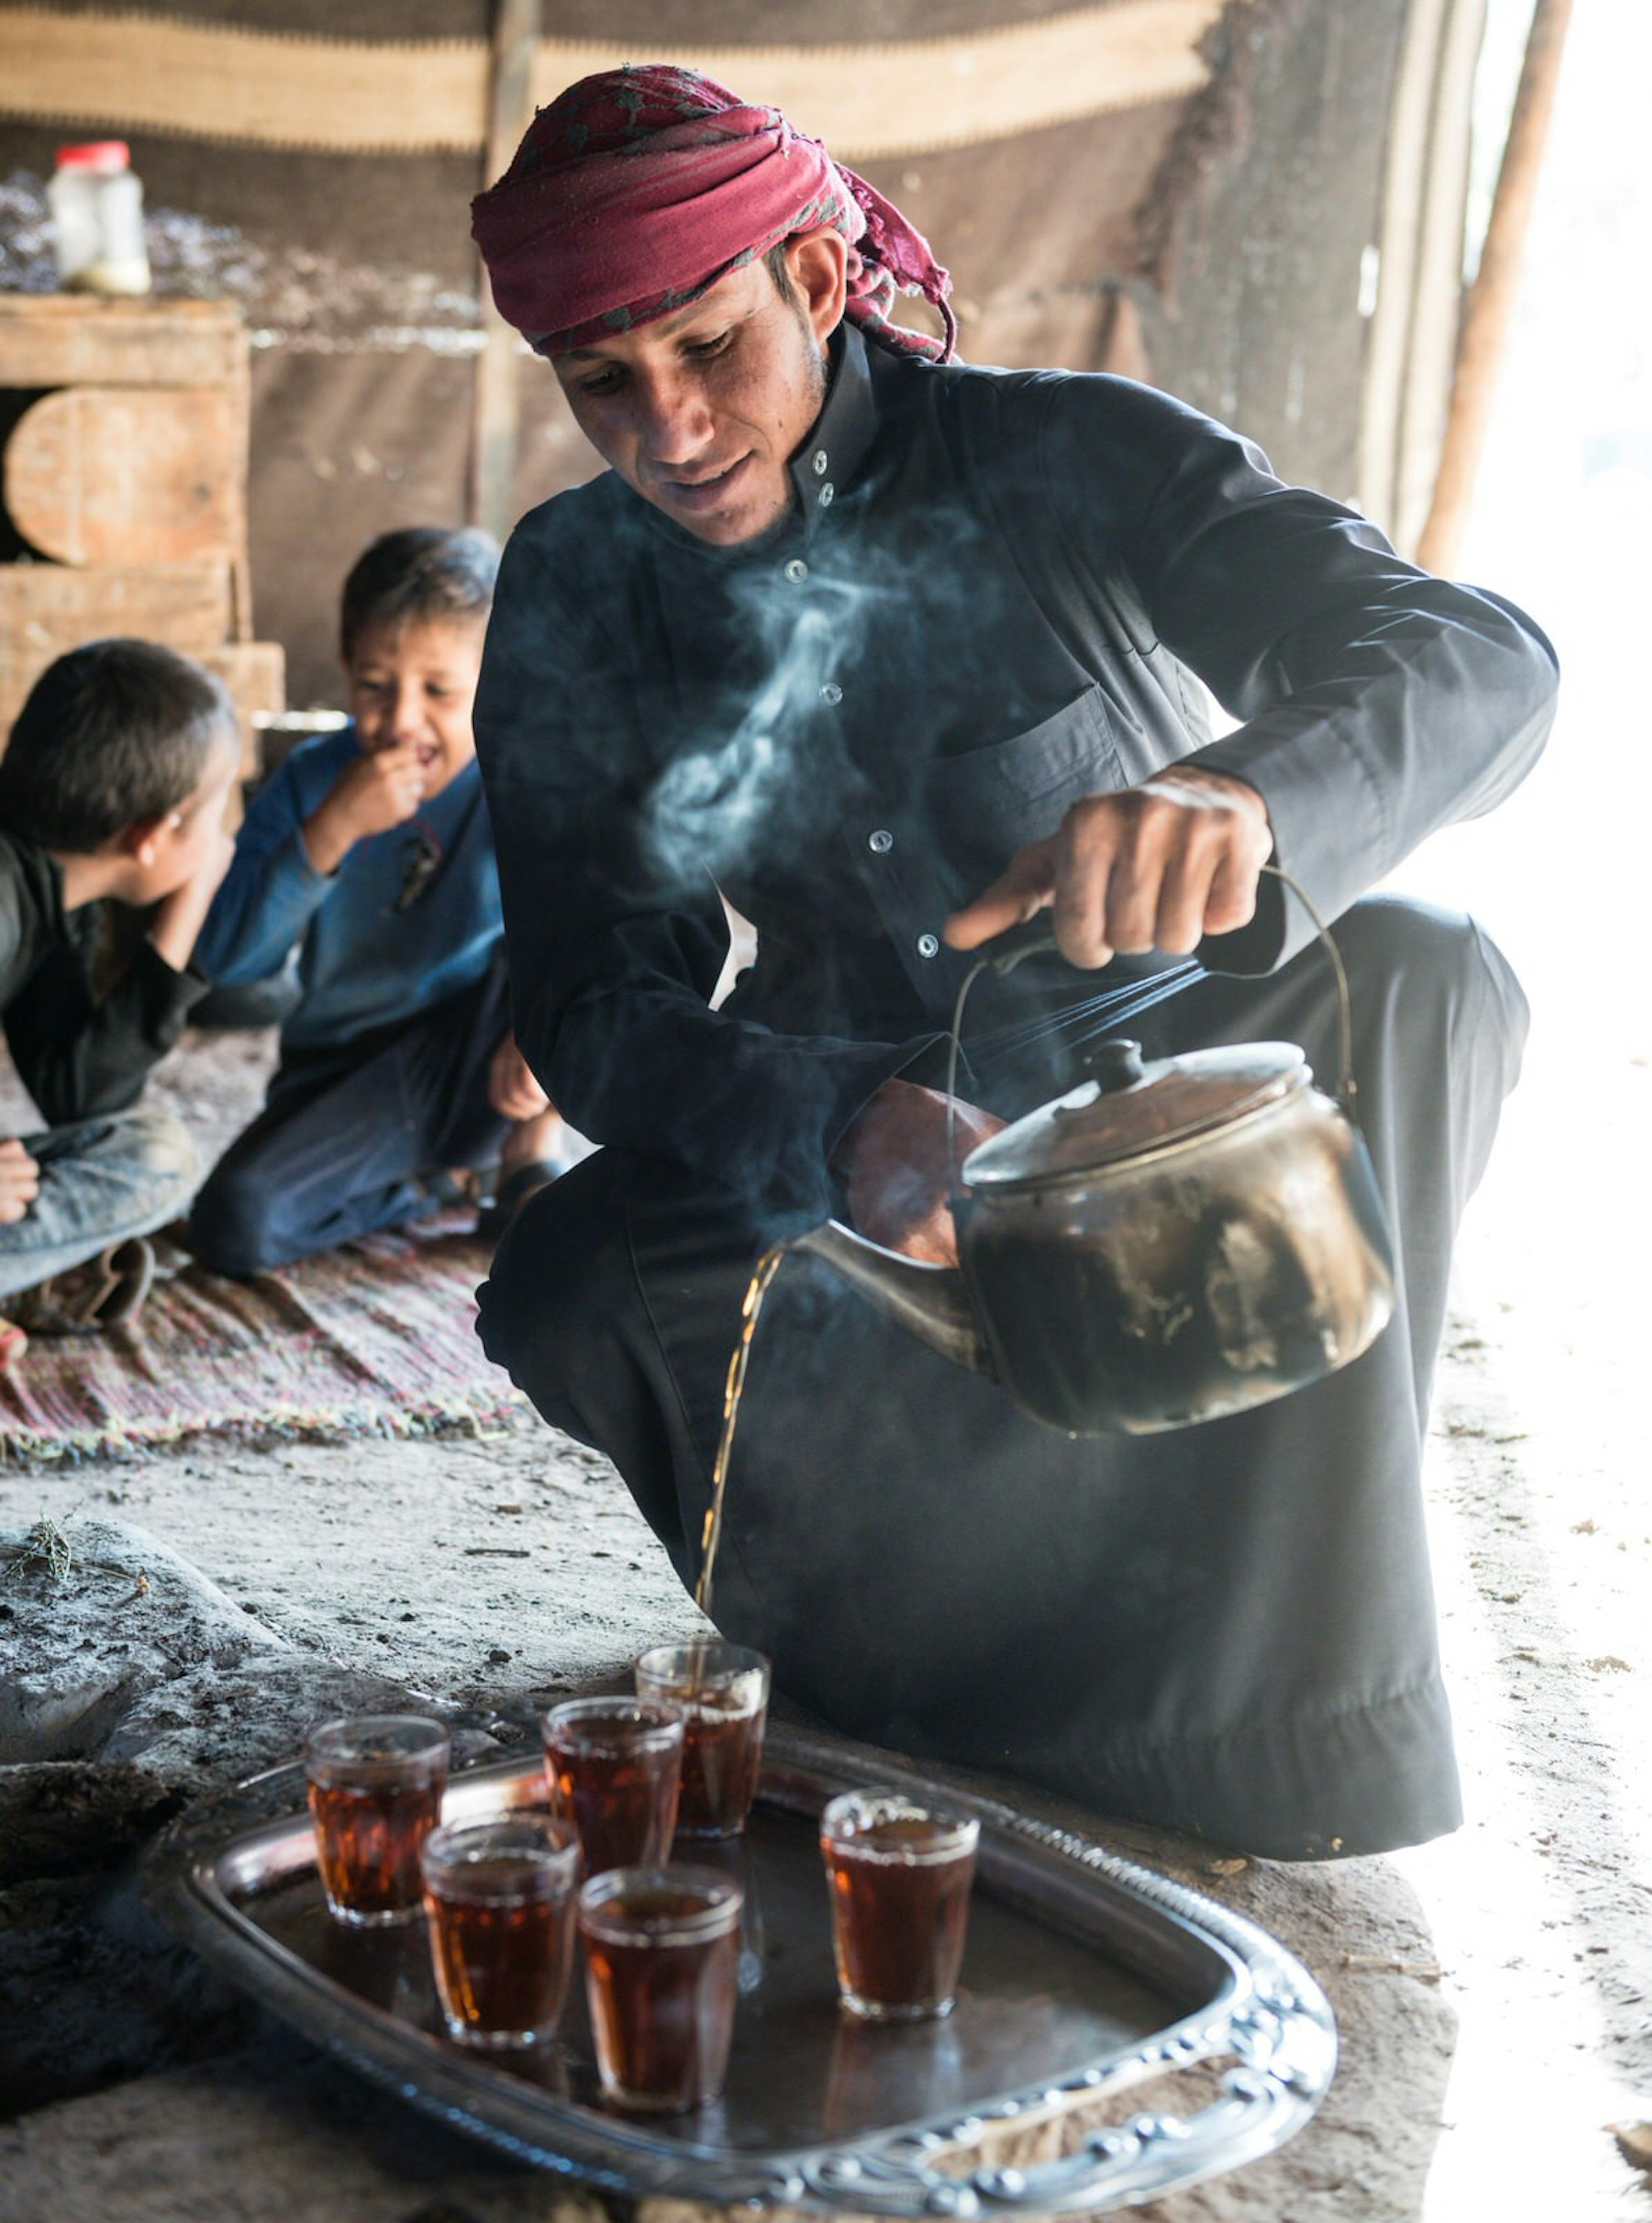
1081, 1038, 1147, 1092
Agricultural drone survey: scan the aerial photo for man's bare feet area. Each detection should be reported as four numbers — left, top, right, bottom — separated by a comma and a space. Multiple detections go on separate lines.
500, 1105, 567, 1181
475, 1104, 594, 1239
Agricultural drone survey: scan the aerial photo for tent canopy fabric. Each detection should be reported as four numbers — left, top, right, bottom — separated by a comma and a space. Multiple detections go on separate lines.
1, 3, 1227, 157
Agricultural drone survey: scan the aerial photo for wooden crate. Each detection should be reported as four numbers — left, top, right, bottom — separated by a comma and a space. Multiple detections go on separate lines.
5, 387, 243, 568
0, 567, 280, 776
0, 296, 248, 389
0, 292, 282, 772
197, 641, 287, 781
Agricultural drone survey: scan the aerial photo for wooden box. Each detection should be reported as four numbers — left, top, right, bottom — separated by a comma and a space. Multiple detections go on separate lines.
0, 293, 283, 772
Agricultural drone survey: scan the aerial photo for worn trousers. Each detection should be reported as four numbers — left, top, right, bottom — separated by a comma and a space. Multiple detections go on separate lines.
0, 1102, 199, 1298
189, 959, 511, 1276
479, 896, 1527, 1858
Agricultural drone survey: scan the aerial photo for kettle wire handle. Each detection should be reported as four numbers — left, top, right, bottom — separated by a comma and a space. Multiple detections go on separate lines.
943, 861, 1357, 1189
1259, 863, 1358, 1113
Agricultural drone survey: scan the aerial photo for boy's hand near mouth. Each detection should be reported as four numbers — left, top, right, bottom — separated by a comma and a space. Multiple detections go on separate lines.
299, 608, 483, 879
302, 739, 429, 875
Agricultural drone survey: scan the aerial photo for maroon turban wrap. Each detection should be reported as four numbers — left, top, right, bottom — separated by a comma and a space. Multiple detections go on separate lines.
471, 63, 956, 364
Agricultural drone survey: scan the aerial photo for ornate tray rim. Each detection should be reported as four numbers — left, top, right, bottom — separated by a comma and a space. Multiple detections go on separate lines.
142, 1721, 1336, 2215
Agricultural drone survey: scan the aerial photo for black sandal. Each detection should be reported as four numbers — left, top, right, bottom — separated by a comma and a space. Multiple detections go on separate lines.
15, 1236, 156, 1335
475, 1159, 565, 1242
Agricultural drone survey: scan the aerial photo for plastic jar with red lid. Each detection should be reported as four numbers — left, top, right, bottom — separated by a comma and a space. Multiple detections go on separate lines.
48, 140, 151, 295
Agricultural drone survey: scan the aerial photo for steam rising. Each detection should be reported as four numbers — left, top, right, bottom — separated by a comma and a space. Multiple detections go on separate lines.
640, 563, 882, 890
645, 609, 838, 885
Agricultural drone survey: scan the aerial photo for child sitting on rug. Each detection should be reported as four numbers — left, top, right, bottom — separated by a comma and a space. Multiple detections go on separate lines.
0, 639, 239, 1360
188, 525, 573, 1276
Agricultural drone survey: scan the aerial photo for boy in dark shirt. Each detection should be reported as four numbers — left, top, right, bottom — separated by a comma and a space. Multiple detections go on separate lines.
188, 527, 570, 1276
0, 638, 237, 1357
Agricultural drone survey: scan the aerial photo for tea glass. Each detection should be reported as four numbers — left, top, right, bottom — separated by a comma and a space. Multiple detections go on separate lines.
819, 1788, 980, 2021
634, 1640, 771, 1839
421, 1813, 581, 2049
302, 1713, 450, 1927
540, 1696, 683, 1875
579, 1865, 744, 2113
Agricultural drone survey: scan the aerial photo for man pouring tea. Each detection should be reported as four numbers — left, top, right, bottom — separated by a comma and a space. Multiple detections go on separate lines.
468, 66, 1556, 1859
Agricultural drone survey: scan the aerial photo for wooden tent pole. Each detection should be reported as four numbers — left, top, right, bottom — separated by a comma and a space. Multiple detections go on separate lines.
468, 0, 539, 542
1415, 0, 1574, 574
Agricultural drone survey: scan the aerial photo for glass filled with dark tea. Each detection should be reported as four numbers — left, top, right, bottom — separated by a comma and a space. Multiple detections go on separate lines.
540, 1697, 683, 1875
420, 1813, 580, 2049
634, 1640, 771, 1839
302, 1713, 450, 1927
579, 1865, 744, 2114
820, 1788, 980, 2021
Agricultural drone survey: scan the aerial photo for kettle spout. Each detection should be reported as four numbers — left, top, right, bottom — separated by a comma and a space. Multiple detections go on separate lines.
790, 1221, 992, 1378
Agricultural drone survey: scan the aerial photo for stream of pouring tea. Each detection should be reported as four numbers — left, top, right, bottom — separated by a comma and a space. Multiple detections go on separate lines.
694, 1243, 788, 1618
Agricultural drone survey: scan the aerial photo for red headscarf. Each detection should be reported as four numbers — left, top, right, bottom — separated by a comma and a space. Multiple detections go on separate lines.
471, 64, 955, 363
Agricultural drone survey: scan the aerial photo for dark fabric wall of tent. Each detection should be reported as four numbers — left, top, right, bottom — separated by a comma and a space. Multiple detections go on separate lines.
1, 0, 1442, 707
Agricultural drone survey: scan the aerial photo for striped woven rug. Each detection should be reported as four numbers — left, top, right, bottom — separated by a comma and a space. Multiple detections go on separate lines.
0, 1214, 528, 1465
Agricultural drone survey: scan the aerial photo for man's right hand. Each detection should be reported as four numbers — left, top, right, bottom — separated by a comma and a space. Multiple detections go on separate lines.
0, 1138, 40, 1225
831, 1078, 1005, 1266
302, 744, 428, 876
944, 764, 1273, 968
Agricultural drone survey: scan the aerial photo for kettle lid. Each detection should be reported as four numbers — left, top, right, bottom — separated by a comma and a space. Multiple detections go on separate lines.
961, 1037, 1310, 1188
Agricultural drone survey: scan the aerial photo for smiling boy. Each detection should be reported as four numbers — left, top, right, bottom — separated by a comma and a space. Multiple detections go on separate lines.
188, 526, 569, 1276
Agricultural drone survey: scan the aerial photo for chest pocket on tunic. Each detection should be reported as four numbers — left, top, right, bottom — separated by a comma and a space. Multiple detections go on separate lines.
921, 684, 1126, 911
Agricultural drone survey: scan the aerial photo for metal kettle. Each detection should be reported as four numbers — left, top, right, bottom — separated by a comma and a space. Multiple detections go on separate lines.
793, 903, 1395, 1436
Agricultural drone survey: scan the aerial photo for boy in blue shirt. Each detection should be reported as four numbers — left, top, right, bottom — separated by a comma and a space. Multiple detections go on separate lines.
189, 527, 567, 1275
0, 639, 238, 1355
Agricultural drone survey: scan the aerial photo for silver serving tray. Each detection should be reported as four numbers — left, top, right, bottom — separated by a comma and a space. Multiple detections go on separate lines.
143, 1723, 1335, 2214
